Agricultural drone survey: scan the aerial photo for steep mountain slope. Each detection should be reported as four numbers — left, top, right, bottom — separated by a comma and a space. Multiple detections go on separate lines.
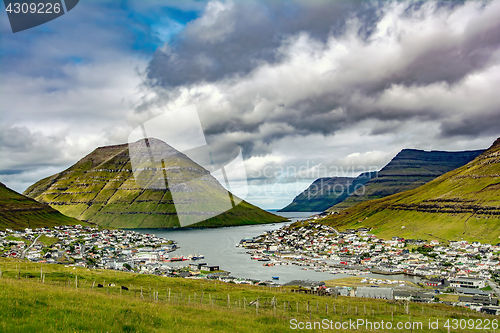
24, 139, 284, 228
279, 172, 377, 212
322, 138, 500, 243
328, 149, 484, 211
0, 182, 83, 230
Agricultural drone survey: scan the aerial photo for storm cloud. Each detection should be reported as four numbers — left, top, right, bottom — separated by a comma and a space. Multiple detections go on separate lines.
138, 0, 500, 162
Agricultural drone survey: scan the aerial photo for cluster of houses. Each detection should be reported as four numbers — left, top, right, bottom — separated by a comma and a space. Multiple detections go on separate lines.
3, 222, 500, 314
0, 225, 289, 286
0, 225, 178, 273
239, 222, 500, 314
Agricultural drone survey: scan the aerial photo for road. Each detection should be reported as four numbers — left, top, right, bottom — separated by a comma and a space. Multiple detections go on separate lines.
487, 279, 500, 297
20, 235, 41, 259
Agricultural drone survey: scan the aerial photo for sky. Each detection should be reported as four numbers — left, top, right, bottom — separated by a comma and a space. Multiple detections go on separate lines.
1, 0, 500, 210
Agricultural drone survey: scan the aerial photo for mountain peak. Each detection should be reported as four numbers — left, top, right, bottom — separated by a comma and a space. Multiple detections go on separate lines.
490, 137, 500, 150
24, 140, 284, 228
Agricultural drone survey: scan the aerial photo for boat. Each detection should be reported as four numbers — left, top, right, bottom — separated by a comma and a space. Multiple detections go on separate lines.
169, 257, 185, 262
191, 254, 205, 260
258, 258, 270, 262
272, 276, 279, 280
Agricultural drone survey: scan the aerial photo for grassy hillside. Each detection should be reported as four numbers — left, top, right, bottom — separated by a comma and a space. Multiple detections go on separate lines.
0, 258, 481, 332
24, 139, 284, 229
328, 149, 483, 212
280, 172, 377, 212
0, 182, 84, 230
322, 138, 500, 243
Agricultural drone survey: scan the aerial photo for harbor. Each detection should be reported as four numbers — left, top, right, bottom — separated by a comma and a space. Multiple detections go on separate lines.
132, 212, 425, 285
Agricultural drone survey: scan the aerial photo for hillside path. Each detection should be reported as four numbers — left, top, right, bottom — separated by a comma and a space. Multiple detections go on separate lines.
20, 235, 41, 259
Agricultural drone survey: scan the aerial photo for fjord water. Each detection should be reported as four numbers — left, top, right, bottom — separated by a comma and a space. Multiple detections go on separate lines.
134, 212, 421, 284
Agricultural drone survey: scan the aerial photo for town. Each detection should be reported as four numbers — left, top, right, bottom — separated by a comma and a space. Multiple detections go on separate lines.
3, 222, 500, 315
238, 221, 500, 315
0, 225, 181, 274
0, 225, 262, 284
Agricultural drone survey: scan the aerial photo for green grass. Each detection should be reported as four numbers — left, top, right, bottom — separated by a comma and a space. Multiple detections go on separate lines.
4, 235, 25, 242
37, 235, 60, 247
328, 149, 484, 212
0, 258, 489, 332
0, 182, 85, 230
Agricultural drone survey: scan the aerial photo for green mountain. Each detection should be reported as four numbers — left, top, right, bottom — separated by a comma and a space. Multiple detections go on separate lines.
327, 148, 483, 212
322, 138, 500, 243
0, 182, 83, 230
24, 139, 284, 228
279, 172, 377, 212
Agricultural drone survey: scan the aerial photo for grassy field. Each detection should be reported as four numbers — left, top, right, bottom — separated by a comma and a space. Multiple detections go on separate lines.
0, 258, 493, 332
323, 277, 419, 289
437, 294, 459, 303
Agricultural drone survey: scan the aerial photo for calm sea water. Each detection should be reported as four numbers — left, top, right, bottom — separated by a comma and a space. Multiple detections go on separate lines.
133, 212, 422, 284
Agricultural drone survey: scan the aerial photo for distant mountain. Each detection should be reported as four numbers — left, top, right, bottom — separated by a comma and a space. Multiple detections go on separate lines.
279, 172, 377, 212
322, 138, 500, 243
327, 148, 484, 212
0, 182, 82, 230
24, 138, 284, 228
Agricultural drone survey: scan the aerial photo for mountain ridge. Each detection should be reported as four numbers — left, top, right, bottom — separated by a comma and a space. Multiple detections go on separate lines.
327, 148, 484, 211
321, 138, 500, 243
